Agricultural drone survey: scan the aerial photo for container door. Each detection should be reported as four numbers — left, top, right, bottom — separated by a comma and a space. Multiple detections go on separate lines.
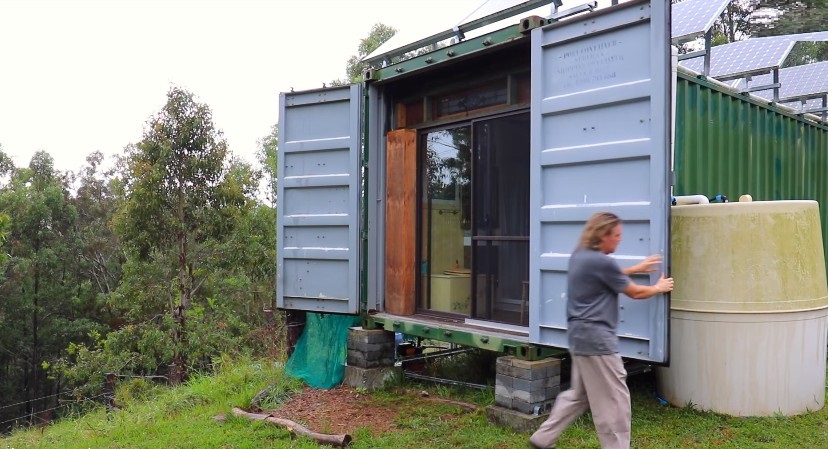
277, 85, 362, 314
528, 0, 672, 363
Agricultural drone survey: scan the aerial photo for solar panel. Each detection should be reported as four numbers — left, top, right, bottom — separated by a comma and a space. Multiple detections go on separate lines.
776, 31, 828, 42
784, 97, 826, 112
736, 61, 828, 101
679, 37, 795, 78
672, 0, 731, 44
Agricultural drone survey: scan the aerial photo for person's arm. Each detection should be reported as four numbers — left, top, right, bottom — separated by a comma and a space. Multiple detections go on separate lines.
623, 272, 674, 299
623, 254, 662, 276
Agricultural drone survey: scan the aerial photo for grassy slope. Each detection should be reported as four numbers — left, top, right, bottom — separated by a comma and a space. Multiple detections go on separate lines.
3, 358, 827, 449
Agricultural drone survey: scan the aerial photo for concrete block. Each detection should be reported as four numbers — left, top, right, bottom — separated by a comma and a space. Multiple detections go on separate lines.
346, 349, 394, 369
347, 327, 395, 345
495, 376, 513, 390
494, 395, 512, 409
486, 405, 549, 434
545, 375, 561, 388
512, 388, 550, 404
545, 386, 561, 399
496, 356, 562, 380
513, 377, 546, 395
514, 358, 562, 378
511, 398, 555, 415
342, 365, 401, 390
348, 340, 394, 354
495, 383, 511, 399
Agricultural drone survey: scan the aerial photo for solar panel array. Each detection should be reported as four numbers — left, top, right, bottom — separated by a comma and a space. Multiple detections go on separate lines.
672, 0, 731, 44
679, 37, 795, 78
735, 61, 828, 100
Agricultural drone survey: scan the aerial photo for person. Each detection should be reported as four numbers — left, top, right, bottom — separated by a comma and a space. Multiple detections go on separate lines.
529, 212, 674, 449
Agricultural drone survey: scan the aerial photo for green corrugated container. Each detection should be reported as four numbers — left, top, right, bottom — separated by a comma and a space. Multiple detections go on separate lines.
675, 71, 828, 269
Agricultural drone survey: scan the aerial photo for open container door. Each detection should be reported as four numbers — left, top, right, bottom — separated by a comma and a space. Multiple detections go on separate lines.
277, 85, 362, 314
528, 0, 672, 363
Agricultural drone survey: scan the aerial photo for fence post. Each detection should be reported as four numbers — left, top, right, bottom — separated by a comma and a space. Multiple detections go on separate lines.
103, 372, 117, 411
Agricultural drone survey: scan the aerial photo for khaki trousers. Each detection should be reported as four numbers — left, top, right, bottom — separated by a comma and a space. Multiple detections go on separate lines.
529, 353, 631, 449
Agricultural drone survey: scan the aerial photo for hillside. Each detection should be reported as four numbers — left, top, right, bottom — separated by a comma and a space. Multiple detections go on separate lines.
3, 357, 828, 448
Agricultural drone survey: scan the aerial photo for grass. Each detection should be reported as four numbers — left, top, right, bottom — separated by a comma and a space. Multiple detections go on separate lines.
3, 356, 827, 449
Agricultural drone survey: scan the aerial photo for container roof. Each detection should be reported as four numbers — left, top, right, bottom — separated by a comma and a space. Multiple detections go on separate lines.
365, 0, 559, 65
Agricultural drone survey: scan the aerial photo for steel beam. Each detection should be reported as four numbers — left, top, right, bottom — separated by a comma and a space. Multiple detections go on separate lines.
365, 315, 564, 361
365, 25, 529, 83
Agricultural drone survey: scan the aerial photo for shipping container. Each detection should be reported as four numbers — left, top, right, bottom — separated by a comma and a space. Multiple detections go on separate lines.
276, 0, 828, 371
277, 0, 674, 365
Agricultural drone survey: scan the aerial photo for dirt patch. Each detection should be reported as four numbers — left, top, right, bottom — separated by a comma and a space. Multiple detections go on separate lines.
265, 385, 475, 437
267, 386, 402, 436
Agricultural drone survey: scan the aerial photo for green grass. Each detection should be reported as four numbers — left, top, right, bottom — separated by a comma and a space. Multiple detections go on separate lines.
3, 358, 827, 449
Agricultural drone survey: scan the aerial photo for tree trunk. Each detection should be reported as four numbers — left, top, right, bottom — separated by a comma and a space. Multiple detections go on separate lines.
29, 242, 40, 421
170, 222, 190, 385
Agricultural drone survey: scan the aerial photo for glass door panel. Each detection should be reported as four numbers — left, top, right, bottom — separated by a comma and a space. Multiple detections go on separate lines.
471, 113, 530, 325
419, 126, 472, 315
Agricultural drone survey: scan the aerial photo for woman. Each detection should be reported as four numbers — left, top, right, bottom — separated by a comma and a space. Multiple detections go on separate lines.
530, 212, 674, 449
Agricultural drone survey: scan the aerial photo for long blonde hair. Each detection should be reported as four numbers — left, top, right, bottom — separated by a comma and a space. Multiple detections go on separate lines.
577, 212, 621, 250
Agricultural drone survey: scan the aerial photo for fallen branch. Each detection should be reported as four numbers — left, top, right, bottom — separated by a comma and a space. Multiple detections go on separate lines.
231, 407, 352, 447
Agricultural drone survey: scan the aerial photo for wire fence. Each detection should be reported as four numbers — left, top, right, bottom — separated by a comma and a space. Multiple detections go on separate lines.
0, 372, 168, 433
0, 392, 107, 429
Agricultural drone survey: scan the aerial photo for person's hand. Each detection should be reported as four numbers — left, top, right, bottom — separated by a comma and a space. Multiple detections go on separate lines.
634, 254, 662, 274
655, 273, 674, 294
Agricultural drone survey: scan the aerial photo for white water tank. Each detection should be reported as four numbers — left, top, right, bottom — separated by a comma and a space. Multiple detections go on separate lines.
657, 200, 828, 416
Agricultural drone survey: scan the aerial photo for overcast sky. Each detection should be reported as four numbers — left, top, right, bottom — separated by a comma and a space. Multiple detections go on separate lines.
0, 0, 611, 173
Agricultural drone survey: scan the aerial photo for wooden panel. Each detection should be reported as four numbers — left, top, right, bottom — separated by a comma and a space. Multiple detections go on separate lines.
385, 129, 417, 315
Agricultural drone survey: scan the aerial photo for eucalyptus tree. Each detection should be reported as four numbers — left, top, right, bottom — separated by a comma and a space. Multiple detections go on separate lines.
68, 151, 124, 328
330, 22, 397, 86
113, 86, 248, 384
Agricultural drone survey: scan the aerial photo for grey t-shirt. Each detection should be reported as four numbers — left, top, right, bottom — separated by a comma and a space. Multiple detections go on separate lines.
566, 248, 631, 356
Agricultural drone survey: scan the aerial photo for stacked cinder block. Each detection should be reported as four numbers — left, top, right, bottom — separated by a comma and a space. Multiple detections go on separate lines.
346, 327, 396, 368
494, 356, 561, 415
343, 327, 399, 390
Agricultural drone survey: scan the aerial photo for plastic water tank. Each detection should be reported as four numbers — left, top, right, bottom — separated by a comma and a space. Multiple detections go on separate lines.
656, 200, 828, 416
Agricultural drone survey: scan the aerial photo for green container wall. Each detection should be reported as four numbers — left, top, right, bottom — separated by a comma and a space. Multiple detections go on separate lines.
674, 72, 828, 270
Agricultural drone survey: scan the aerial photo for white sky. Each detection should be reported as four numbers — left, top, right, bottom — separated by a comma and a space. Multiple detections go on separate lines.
0, 0, 612, 173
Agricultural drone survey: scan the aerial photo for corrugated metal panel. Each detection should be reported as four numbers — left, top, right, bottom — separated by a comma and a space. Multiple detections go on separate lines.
674, 72, 828, 269
277, 85, 362, 314
529, 0, 671, 363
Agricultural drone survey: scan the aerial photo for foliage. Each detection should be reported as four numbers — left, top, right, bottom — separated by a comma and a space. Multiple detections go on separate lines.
712, 1, 758, 44
753, 0, 828, 65
753, 0, 828, 36
673, 0, 828, 64
0, 151, 108, 431
1, 81, 282, 433
331, 22, 397, 85
112, 86, 254, 383
256, 123, 278, 207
